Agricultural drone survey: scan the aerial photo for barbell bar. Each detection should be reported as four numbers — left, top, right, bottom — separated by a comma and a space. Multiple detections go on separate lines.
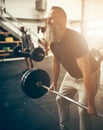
36, 82, 87, 110
21, 68, 103, 118
37, 82, 103, 118
13, 45, 45, 62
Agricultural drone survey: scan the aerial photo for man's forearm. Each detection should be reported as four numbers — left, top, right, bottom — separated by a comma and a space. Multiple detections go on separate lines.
84, 74, 96, 108
52, 61, 60, 87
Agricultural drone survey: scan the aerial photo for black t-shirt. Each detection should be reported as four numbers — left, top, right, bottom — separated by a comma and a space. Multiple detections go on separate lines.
22, 32, 33, 50
50, 28, 99, 78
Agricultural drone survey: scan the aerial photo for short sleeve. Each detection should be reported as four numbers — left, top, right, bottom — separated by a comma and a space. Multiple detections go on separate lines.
73, 33, 89, 58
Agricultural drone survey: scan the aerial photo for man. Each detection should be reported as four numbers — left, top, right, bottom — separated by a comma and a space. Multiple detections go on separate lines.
44, 6, 100, 130
20, 26, 34, 73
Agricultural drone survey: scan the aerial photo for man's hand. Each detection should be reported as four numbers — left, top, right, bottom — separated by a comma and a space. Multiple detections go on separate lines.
87, 104, 97, 116
48, 83, 56, 92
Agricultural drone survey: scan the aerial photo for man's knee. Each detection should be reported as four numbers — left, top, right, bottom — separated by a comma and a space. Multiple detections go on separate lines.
56, 95, 71, 106
56, 95, 64, 105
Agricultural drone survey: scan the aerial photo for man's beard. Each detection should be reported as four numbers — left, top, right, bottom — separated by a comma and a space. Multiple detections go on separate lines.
44, 24, 61, 43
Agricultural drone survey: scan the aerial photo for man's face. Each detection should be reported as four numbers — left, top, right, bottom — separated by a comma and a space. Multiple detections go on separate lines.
44, 9, 62, 43
20, 27, 25, 33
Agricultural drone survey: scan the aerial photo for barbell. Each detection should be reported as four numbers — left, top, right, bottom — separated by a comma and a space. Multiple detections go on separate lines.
21, 68, 103, 118
13, 45, 45, 62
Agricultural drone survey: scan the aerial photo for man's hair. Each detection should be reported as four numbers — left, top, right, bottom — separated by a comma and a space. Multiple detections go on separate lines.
20, 26, 25, 32
51, 6, 67, 20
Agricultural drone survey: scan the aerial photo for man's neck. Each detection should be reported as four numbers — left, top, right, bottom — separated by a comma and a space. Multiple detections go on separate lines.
55, 27, 67, 42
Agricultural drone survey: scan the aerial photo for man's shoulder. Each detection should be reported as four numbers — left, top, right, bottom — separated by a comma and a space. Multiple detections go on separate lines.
67, 28, 81, 36
66, 28, 87, 43
26, 33, 30, 36
26, 34, 31, 39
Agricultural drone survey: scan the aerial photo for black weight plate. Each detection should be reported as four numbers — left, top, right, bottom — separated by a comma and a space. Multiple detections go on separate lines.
31, 47, 45, 62
21, 69, 34, 87
13, 45, 22, 57
21, 68, 50, 99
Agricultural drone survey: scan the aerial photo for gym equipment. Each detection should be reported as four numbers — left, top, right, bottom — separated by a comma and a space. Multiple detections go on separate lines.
31, 47, 45, 62
21, 68, 103, 118
13, 45, 23, 57
21, 68, 50, 98
13, 45, 45, 62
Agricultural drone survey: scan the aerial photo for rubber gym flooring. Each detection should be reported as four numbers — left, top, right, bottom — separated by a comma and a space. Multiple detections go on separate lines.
0, 57, 103, 130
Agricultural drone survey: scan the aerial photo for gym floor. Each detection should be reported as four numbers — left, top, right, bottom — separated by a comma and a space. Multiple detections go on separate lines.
0, 56, 103, 130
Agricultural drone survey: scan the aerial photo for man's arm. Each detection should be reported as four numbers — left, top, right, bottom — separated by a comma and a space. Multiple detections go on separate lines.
50, 56, 60, 91
76, 53, 97, 116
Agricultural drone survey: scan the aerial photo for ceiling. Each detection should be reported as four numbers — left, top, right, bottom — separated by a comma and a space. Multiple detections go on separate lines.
46, 0, 103, 21
1, 0, 103, 21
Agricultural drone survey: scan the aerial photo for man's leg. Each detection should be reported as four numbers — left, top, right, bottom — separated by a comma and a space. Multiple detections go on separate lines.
78, 90, 92, 130
56, 73, 77, 130
77, 68, 100, 130
25, 57, 29, 69
29, 58, 34, 68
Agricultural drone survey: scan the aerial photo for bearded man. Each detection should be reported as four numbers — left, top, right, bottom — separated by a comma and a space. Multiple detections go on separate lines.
44, 6, 101, 130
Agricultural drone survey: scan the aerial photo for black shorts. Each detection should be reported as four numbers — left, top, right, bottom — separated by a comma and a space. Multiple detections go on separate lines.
24, 49, 31, 58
